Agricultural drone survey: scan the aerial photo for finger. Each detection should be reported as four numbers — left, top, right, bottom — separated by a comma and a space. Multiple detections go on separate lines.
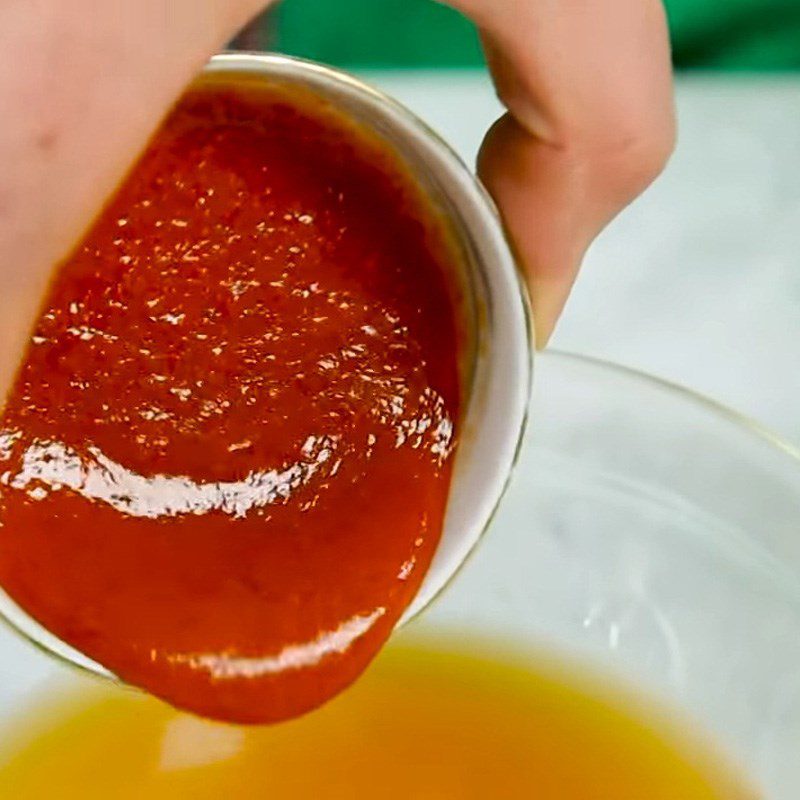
448, 0, 675, 346
0, 0, 270, 402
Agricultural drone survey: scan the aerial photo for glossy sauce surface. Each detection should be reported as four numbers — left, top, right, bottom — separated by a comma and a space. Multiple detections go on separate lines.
0, 642, 754, 799
0, 79, 463, 722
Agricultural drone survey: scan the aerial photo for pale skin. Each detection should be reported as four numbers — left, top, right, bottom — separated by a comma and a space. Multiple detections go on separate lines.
0, 0, 675, 403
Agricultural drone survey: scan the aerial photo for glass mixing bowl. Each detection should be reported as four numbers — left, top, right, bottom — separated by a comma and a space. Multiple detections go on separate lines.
1, 350, 799, 797
408, 350, 800, 798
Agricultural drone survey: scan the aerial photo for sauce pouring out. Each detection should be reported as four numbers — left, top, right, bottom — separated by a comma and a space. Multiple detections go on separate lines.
0, 76, 465, 723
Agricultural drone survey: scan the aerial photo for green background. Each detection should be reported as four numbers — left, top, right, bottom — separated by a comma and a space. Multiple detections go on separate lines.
259, 0, 800, 70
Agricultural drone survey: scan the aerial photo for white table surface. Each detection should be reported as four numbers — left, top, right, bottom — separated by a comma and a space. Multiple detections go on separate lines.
369, 71, 800, 449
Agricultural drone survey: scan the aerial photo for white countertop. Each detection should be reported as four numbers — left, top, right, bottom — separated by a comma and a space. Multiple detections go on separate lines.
369, 71, 800, 449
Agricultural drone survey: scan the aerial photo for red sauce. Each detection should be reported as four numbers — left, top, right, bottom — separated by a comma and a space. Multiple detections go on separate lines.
0, 79, 463, 723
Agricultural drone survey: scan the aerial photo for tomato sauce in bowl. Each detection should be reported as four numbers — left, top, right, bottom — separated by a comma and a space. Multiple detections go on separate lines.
0, 77, 466, 723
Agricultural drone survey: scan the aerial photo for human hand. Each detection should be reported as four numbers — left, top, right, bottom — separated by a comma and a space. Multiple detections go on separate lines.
449, 0, 675, 346
0, 0, 674, 405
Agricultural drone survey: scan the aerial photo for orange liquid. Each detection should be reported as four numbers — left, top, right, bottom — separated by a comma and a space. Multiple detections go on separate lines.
0, 640, 753, 799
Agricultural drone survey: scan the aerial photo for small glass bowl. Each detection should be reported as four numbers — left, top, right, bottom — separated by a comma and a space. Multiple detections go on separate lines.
0, 53, 532, 680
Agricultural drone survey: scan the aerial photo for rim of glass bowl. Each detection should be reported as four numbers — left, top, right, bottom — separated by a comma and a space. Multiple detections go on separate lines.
548, 350, 800, 463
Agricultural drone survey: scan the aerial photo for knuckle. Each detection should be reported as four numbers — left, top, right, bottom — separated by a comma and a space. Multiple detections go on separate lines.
566, 104, 676, 198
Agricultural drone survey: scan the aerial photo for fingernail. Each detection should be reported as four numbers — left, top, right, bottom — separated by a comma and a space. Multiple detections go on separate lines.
531, 283, 569, 350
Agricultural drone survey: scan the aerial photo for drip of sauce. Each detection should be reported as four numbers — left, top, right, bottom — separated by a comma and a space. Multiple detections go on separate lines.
0, 78, 464, 723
